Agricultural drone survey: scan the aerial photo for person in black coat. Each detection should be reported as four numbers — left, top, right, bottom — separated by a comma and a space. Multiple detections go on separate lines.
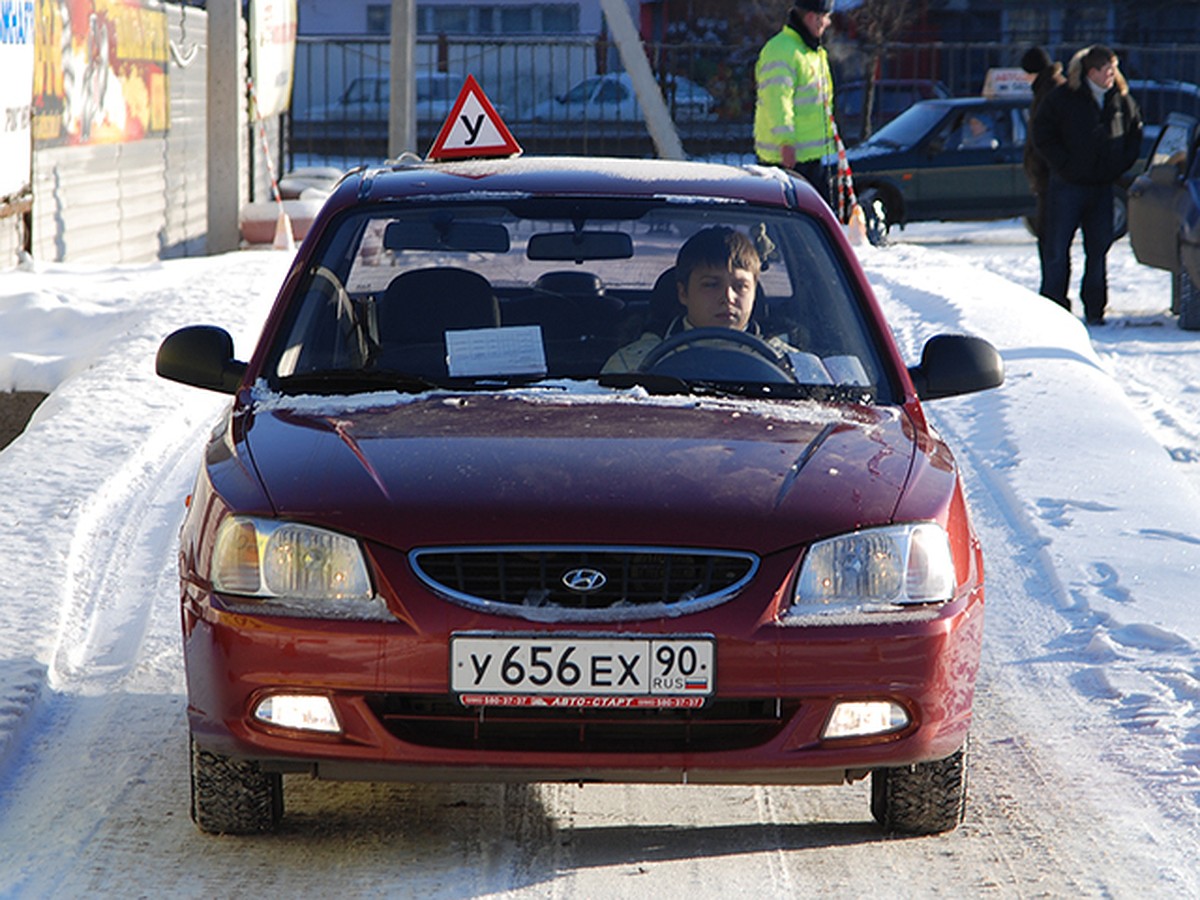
1021, 47, 1065, 271
1032, 45, 1143, 325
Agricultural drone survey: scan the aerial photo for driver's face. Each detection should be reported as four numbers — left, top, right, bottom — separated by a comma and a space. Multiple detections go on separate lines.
678, 264, 757, 331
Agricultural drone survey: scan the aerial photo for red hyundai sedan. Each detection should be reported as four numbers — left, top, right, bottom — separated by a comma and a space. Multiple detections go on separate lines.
158, 154, 1002, 836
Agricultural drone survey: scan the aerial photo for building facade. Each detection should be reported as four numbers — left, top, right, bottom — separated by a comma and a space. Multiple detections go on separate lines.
297, 0, 613, 36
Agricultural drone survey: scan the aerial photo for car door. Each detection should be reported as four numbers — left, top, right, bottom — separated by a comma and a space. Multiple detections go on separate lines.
1128, 114, 1199, 273
905, 104, 1025, 219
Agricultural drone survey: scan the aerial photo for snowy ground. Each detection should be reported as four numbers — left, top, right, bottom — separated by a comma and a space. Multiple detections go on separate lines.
1, 217, 1199, 896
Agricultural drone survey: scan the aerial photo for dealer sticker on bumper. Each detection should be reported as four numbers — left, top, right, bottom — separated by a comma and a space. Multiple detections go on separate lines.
450, 634, 715, 700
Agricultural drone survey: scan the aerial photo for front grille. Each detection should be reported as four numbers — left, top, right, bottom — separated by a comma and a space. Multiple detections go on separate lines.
409, 546, 758, 620
366, 693, 796, 753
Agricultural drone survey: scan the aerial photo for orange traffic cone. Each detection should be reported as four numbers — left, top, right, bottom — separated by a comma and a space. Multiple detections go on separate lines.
272, 206, 295, 251
846, 201, 867, 246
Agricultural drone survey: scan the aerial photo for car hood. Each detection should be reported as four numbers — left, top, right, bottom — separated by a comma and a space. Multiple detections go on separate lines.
239, 392, 920, 554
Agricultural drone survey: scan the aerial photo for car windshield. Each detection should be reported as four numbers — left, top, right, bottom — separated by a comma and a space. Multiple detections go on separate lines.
264, 200, 893, 403
863, 102, 952, 148
561, 78, 602, 103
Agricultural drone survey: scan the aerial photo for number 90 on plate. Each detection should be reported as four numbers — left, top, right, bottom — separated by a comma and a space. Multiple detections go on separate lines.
450, 634, 715, 698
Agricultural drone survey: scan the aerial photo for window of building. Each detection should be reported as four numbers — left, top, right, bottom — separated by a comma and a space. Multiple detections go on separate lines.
475, 6, 498, 34
366, 4, 389, 35
430, 6, 472, 34
541, 5, 578, 33
500, 7, 534, 33
413, 4, 580, 35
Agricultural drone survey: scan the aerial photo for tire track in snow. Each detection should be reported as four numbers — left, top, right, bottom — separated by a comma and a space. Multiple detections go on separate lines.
865, 259, 1200, 891
49, 399, 224, 691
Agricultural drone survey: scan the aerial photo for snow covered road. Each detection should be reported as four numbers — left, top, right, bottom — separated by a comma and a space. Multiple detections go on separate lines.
1, 226, 1198, 896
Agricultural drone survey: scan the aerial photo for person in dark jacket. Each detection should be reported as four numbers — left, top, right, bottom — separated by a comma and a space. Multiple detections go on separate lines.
1032, 45, 1142, 325
1021, 47, 1065, 272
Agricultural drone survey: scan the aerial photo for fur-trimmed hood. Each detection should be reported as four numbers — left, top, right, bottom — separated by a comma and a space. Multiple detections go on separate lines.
1066, 46, 1129, 95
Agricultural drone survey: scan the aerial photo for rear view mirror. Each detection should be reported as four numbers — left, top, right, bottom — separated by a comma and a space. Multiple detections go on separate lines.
526, 230, 634, 261
385, 220, 511, 253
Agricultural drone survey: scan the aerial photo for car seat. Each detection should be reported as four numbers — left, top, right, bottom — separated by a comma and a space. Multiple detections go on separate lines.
377, 267, 501, 375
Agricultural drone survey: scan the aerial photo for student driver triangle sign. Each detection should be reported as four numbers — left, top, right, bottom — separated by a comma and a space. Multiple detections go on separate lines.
427, 75, 522, 161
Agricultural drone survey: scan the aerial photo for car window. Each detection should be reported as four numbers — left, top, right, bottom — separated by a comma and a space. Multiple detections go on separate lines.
864, 103, 949, 148
839, 86, 865, 116
1151, 121, 1194, 167
1012, 108, 1028, 146
950, 108, 1014, 151
265, 202, 892, 403
595, 80, 629, 104
562, 79, 599, 103
342, 79, 377, 104
879, 87, 919, 116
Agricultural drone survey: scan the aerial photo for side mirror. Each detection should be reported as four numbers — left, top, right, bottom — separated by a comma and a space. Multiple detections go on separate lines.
925, 137, 946, 156
156, 326, 246, 394
908, 334, 1004, 401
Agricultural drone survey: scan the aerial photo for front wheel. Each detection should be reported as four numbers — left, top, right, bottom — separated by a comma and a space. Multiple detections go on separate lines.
190, 735, 283, 835
870, 741, 968, 835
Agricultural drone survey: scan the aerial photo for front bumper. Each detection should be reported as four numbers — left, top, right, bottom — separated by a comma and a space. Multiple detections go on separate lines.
183, 576, 984, 784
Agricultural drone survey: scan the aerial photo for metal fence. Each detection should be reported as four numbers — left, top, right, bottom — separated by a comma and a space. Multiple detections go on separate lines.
286, 35, 1200, 170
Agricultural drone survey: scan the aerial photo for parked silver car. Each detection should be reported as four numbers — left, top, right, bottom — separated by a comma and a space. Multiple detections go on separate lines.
530, 72, 716, 123
292, 72, 508, 146
1128, 112, 1200, 329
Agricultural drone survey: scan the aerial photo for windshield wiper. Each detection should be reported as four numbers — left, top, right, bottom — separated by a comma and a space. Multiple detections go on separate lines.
275, 369, 574, 396
600, 372, 875, 403
275, 369, 441, 395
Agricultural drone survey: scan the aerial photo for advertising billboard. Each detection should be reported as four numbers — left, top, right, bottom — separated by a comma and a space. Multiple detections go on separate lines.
33, 0, 169, 146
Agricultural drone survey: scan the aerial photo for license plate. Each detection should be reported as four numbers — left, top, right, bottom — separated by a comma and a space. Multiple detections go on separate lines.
450, 634, 715, 699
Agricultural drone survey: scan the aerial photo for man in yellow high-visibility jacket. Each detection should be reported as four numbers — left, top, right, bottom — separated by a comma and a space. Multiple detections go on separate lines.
755, 0, 837, 206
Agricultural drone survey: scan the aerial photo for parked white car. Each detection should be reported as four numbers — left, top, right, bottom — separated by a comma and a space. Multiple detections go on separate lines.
293, 72, 510, 145
530, 72, 716, 123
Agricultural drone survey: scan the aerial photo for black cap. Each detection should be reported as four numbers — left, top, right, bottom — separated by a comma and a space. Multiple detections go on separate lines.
1020, 46, 1052, 74
796, 0, 835, 12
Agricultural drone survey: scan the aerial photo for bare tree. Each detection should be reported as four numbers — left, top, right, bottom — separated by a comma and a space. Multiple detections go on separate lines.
847, 0, 920, 141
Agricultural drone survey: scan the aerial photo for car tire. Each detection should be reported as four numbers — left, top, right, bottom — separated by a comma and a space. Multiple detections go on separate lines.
190, 735, 283, 835
859, 188, 890, 247
1178, 266, 1200, 331
870, 740, 968, 835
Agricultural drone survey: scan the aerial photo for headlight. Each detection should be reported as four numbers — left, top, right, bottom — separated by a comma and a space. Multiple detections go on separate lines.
789, 522, 955, 615
212, 516, 372, 601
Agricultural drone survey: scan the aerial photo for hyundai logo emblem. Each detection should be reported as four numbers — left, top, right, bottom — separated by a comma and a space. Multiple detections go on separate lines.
562, 567, 607, 593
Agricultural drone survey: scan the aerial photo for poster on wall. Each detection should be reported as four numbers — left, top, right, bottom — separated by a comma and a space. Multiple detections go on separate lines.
32, 0, 169, 146
251, 0, 297, 119
1, 0, 35, 201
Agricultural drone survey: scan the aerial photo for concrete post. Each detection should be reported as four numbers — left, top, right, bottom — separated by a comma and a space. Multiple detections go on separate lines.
597, 0, 685, 161
207, 0, 242, 254
389, 0, 417, 159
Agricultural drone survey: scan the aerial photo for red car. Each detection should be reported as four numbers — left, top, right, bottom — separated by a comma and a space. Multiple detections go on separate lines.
157, 154, 1002, 836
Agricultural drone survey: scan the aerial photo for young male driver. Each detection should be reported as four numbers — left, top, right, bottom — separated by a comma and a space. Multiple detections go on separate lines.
603, 226, 789, 373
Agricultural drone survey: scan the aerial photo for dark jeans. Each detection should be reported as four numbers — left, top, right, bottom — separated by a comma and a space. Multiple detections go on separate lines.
1039, 175, 1115, 320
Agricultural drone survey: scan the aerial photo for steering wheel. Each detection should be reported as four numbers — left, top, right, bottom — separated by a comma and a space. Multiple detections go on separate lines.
638, 327, 796, 384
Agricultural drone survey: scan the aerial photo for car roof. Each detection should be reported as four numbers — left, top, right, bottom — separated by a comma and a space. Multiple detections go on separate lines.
916, 96, 1030, 110
1128, 78, 1200, 95
328, 156, 814, 214
842, 78, 948, 88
